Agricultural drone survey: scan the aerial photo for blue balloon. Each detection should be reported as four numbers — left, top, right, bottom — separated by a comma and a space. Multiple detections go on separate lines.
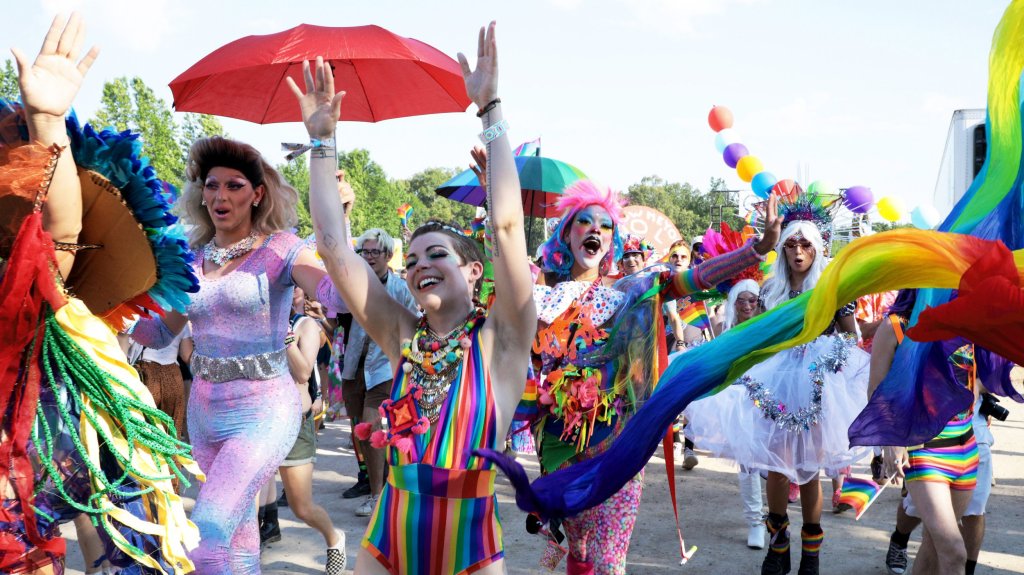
751, 171, 777, 199
714, 129, 740, 154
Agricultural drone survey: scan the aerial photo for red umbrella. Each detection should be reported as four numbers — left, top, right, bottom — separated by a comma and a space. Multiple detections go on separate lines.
169, 24, 471, 124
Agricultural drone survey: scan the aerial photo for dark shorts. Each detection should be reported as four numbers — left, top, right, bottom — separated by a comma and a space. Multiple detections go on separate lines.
282, 411, 317, 466
365, 381, 393, 411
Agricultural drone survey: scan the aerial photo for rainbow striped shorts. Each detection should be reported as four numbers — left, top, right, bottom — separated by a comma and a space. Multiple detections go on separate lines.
906, 431, 979, 491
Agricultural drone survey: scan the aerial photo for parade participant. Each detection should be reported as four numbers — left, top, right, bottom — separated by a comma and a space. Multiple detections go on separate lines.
258, 286, 344, 561
525, 181, 780, 572
684, 279, 768, 549
130, 137, 347, 570
295, 22, 535, 575
875, 290, 1010, 575
341, 228, 418, 518
1, 14, 201, 574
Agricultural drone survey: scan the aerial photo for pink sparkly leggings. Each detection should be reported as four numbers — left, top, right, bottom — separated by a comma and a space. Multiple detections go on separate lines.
187, 375, 300, 574
562, 473, 644, 575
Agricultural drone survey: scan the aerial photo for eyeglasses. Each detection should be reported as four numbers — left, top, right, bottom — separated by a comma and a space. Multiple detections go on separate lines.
356, 248, 386, 258
783, 240, 814, 252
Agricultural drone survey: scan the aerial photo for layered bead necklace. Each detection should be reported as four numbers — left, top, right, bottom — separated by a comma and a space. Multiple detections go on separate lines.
204, 231, 259, 267
401, 306, 485, 422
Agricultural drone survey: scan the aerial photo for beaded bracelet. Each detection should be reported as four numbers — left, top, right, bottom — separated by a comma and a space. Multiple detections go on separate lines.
476, 98, 501, 117
479, 119, 509, 144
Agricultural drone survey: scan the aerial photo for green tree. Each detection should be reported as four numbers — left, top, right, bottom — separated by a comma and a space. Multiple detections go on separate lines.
179, 113, 227, 151
91, 77, 185, 188
340, 148, 405, 237
625, 176, 735, 241
0, 60, 18, 101
402, 166, 475, 227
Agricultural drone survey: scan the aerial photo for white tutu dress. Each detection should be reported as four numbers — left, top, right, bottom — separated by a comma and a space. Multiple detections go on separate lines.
684, 333, 871, 484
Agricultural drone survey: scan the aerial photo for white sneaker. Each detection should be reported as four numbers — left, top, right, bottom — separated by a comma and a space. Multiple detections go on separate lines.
355, 495, 377, 517
682, 448, 699, 470
747, 523, 766, 549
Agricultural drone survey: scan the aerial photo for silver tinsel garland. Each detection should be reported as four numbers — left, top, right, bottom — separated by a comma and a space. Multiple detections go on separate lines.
742, 334, 855, 432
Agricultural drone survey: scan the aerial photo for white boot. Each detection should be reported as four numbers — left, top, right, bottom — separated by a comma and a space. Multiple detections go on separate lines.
739, 468, 765, 549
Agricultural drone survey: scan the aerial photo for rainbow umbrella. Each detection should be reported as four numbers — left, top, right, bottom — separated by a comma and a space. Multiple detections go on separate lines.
435, 155, 587, 218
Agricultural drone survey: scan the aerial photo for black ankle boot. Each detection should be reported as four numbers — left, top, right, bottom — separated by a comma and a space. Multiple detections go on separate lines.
260, 502, 281, 546
761, 514, 791, 575
797, 525, 823, 575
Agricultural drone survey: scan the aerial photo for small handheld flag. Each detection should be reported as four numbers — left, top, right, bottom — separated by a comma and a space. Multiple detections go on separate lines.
397, 203, 414, 227
838, 475, 894, 520
679, 301, 711, 331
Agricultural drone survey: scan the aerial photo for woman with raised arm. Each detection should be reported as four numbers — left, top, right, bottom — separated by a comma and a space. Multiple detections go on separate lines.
292, 21, 535, 575
2, 14, 201, 575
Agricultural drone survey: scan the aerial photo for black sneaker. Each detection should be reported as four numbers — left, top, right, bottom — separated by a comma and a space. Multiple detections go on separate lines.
277, 489, 289, 508
325, 547, 346, 575
798, 554, 818, 575
343, 480, 371, 499
885, 541, 909, 575
260, 518, 281, 546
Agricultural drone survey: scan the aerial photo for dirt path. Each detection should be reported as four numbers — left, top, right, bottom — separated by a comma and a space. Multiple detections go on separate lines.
63, 401, 1023, 574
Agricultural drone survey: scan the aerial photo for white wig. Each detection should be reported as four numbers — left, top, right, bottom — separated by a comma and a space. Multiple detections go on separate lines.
758, 221, 828, 311
723, 279, 761, 331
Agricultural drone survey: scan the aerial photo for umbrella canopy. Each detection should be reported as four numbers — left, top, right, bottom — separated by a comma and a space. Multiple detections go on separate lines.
169, 24, 471, 124
436, 156, 587, 218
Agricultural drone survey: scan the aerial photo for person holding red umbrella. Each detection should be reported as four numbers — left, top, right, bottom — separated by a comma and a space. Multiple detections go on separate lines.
293, 22, 535, 575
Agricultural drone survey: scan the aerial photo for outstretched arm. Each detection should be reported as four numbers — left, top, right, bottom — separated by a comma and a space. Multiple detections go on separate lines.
12, 13, 99, 279
458, 22, 535, 353
287, 58, 415, 362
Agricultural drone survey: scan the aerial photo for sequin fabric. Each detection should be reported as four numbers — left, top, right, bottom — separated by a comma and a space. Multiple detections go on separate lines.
561, 474, 644, 575
186, 232, 304, 573
191, 348, 288, 383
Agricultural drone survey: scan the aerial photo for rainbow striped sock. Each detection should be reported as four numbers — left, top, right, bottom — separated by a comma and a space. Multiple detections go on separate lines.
801, 528, 824, 556
767, 516, 790, 554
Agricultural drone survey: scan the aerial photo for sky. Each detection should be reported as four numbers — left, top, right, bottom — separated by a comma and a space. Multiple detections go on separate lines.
8, 0, 1010, 224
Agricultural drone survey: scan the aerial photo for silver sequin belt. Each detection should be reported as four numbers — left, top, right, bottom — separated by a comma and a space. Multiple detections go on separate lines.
191, 348, 288, 383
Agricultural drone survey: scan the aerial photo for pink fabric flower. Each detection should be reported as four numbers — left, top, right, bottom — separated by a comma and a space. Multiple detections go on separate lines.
370, 430, 388, 449
354, 422, 372, 440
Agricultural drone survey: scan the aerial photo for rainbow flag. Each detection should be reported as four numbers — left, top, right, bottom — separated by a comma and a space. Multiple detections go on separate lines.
513, 137, 541, 157
679, 301, 711, 330
397, 203, 413, 227
838, 476, 886, 520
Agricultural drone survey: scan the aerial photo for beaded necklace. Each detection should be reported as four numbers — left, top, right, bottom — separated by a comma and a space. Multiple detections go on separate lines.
401, 306, 486, 422
204, 231, 259, 267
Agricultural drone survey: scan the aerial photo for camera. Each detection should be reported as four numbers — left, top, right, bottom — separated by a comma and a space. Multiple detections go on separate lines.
979, 393, 1010, 422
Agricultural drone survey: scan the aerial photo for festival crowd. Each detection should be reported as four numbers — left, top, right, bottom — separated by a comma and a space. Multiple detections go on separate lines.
1, 9, 1022, 575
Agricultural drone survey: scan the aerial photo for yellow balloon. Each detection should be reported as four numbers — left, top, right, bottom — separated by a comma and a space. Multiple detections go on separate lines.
736, 155, 764, 183
765, 250, 778, 265
876, 196, 906, 222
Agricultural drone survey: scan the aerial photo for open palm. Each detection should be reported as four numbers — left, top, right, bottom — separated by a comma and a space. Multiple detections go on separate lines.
287, 57, 345, 139
13, 14, 98, 119
457, 22, 499, 109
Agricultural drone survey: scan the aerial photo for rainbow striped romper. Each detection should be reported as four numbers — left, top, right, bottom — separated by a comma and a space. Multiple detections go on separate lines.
362, 322, 503, 574
894, 317, 980, 491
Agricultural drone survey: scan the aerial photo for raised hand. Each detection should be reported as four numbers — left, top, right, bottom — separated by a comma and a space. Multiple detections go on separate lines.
286, 57, 345, 139
457, 21, 498, 109
12, 13, 99, 122
469, 145, 488, 188
754, 192, 784, 255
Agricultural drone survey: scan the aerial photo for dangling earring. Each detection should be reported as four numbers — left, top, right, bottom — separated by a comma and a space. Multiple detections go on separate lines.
201, 199, 207, 206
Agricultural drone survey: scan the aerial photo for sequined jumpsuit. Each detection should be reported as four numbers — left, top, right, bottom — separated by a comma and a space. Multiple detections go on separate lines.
133, 232, 306, 574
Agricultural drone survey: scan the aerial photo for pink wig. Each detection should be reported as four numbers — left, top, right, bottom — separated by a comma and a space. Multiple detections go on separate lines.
553, 180, 625, 225
540, 180, 627, 277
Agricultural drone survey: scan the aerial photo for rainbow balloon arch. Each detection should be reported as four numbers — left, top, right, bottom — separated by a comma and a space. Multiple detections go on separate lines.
707, 105, 942, 229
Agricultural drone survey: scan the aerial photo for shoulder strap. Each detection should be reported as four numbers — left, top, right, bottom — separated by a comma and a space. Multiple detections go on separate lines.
888, 314, 905, 345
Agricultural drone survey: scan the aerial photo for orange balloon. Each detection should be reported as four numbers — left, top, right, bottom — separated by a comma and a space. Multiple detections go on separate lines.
736, 155, 763, 183
708, 106, 733, 132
